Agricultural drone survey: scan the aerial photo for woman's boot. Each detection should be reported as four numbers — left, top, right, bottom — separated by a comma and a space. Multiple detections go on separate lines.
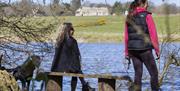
82, 82, 95, 91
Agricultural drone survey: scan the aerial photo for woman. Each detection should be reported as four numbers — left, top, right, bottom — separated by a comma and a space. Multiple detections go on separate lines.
124, 0, 160, 91
51, 22, 94, 91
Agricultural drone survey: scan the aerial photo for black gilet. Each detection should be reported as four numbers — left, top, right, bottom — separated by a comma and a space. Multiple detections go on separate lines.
127, 11, 153, 50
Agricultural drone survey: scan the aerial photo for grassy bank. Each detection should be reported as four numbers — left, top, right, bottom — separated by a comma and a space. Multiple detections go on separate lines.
1, 15, 180, 43
62, 15, 180, 42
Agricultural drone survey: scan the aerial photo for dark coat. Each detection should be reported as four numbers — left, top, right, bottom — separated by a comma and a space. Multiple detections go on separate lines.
51, 36, 81, 73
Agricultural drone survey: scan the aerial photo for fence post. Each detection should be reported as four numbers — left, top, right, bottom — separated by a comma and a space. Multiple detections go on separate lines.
98, 78, 116, 91
46, 75, 63, 91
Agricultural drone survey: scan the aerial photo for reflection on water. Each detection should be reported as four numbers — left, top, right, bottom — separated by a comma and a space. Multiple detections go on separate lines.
2, 43, 180, 91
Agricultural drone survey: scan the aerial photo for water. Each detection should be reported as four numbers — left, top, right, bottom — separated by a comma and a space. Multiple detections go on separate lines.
39, 43, 180, 91
2, 43, 180, 91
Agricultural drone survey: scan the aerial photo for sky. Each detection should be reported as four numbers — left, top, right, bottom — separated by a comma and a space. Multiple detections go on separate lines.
2, 0, 180, 6
63, 0, 180, 6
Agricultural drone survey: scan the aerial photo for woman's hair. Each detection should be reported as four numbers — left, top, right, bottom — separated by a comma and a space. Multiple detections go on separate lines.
134, 0, 147, 8
126, 0, 147, 23
56, 22, 74, 46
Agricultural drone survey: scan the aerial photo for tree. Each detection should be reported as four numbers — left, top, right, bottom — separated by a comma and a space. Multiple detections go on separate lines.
70, 0, 81, 14
53, 0, 60, 5
82, 0, 91, 7
112, 1, 123, 15
147, 1, 156, 12
168, 3, 178, 14
154, 3, 179, 14
15, 0, 33, 16
0, 0, 58, 64
0, 1, 8, 8
61, 3, 74, 16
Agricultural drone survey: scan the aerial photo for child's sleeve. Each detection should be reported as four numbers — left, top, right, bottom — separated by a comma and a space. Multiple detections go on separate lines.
66, 37, 74, 47
73, 39, 80, 56
124, 23, 129, 57
146, 14, 160, 56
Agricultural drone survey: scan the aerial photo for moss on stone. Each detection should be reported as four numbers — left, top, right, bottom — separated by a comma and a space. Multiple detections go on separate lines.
0, 70, 20, 91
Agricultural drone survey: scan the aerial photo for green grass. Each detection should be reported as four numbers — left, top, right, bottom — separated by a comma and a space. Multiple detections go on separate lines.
1, 15, 180, 43
153, 15, 180, 34
61, 15, 180, 42
60, 16, 126, 42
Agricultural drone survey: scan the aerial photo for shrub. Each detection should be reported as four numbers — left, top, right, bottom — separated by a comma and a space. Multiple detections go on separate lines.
75, 18, 107, 27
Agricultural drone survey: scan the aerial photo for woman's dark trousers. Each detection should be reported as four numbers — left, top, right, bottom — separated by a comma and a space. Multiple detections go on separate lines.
129, 50, 159, 91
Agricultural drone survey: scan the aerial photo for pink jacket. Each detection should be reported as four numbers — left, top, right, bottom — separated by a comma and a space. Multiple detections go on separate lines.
124, 7, 159, 57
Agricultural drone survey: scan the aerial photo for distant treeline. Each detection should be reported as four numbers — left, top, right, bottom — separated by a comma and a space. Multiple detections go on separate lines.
0, 0, 180, 17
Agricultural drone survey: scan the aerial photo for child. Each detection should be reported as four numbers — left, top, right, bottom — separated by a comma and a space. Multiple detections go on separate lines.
51, 22, 95, 91
124, 0, 160, 91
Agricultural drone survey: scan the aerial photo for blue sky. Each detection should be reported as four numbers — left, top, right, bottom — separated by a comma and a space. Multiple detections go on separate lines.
63, 0, 180, 6
2, 0, 180, 6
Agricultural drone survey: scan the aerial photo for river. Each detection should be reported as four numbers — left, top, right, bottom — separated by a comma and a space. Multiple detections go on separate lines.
3, 42, 180, 91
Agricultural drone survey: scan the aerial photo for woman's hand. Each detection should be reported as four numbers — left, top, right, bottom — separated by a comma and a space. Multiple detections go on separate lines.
125, 56, 131, 69
125, 56, 130, 61
156, 52, 160, 62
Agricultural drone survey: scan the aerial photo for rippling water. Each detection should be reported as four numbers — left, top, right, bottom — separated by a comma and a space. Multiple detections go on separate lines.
36, 43, 180, 91
2, 43, 180, 91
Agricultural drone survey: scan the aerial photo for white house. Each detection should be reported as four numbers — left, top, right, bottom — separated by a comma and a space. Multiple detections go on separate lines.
75, 7, 109, 16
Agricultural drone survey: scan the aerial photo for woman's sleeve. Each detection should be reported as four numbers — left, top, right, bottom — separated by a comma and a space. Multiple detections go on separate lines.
146, 14, 160, 56
73, 40, 80, 56
124, 23, 129, 56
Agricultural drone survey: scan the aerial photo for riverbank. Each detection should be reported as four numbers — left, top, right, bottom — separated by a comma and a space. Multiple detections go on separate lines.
74, 33, 180, 43
69, 15, 180, 43
47, 15, 180, 43
1, 15, 179, 43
